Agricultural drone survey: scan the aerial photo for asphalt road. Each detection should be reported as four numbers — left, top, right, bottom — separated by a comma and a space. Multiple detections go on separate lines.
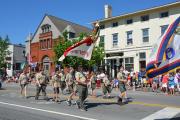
0, 83, 180, 120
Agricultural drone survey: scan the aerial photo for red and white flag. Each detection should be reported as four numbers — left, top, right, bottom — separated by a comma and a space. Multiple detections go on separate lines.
59, 37, 95, 61
59, 22, 99, 61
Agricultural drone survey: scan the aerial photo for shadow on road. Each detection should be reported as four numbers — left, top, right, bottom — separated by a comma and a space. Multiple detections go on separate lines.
86, 97, 133, 109
155, 117, 180, 120
0, 88, 6, 90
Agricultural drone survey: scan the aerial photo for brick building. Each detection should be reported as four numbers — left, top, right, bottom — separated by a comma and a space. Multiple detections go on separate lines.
29, 14, 91, 75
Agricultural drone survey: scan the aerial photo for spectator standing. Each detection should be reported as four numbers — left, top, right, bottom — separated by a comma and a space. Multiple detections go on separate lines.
168, 72, 175, 95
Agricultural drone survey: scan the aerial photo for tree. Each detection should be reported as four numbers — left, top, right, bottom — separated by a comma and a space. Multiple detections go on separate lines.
0, 36, 10, 68
53, 32, 105, 69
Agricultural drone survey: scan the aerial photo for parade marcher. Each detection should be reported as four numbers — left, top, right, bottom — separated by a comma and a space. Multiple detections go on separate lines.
65, 65, 76, 106
75, 65, 89, 111
66, 67, 78, 106
90, 71, 97, 97
51, 70, 61, 102
19, 70, 29, 98
102, 74, 111, 99
59, 69, 66, 94
35, 69, 49, 101
117, 67, 128, 104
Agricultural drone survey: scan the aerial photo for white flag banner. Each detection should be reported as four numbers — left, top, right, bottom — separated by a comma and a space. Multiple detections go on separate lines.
59, 37, 95, 61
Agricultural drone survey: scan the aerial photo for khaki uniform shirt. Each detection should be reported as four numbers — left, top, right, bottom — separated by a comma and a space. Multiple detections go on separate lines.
19, 73, 28, 84
36, 73, 46, 85
75, 72, 86, 83
117, 72, 125, 84
59, 73, 65, 82
65, 73, 73, 85
103, 77, 110, 86
51, 74, 60, 87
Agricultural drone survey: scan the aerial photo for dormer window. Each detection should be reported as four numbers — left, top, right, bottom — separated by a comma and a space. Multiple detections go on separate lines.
112, 22, 118, 27
69, 32, 75, 39
41, 24, 51, 33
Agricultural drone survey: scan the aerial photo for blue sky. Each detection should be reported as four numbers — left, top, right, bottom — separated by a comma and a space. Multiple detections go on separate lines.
0, 0, 178, 44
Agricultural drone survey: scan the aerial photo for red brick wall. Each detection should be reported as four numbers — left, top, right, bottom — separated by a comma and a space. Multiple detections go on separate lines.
30, 32, 60, 74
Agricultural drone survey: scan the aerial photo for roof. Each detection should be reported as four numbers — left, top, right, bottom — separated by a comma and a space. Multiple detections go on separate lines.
47, 15, 92, 37
9, 43, 25, 48
93, 1, 180, 23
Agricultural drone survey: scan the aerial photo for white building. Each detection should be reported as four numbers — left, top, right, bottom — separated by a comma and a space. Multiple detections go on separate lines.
6, 44, 26, 76
94, 2, 180, 77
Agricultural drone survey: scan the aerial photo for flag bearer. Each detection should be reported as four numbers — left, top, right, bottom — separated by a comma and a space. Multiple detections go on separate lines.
75, 65, 89, 111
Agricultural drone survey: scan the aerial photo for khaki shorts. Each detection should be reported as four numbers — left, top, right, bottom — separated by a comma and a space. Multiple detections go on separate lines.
119, 83, 126, 93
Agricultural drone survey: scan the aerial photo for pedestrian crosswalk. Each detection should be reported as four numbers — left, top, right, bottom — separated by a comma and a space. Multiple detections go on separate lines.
142, 107, 180, 120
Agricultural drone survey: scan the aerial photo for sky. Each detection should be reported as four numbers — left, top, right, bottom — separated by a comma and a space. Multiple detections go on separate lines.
0, 0, 178, 44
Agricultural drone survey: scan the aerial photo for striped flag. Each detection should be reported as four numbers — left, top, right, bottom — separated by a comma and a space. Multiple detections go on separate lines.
146, 16, 180, 78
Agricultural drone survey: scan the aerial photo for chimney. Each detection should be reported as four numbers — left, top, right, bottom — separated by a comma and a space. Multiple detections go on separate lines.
104, 5, 112, 18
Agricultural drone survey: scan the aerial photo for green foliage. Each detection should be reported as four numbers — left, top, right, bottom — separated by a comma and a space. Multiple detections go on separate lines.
53, 32, 104, 69
0, 36, 10, 68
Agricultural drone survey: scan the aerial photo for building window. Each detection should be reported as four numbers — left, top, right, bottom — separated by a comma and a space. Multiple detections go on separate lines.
7, 63, 11, 70
125, 57, 134, 72
40, 40, 42, 49
139, 52, 146, 60
142, 28, 149, 43
112, 22, 118, 27
141, 15, 149, 21
161, 25, 168, 35
160, 11, 169, 18
112, 33, 118, 47
40, 39, 49, 49
99, 35, 105, 47
100, 24, 105, 29
6, 57, 11, 61
126, 19, 133, 24
41, 24, 51, 33
44, 40, 47, 49
69, 32, 75, 39
47, 39, 50, 48
127, 31, 133, 45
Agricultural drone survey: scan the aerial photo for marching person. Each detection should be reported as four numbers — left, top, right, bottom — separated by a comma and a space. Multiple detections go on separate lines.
90, 71, 97, 97
102, 73, 111, 99
66, 66, 79, 106
35, 69, 49, 101
19, 70, 29, 98
51, 70, 61, 102
117, 67, 128, 104
59, 69, 66, 94
65, 65, 74, 106
75, 65, 89, 111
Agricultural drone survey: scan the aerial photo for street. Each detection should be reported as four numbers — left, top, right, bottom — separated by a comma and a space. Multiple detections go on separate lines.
0, 83, 180, 120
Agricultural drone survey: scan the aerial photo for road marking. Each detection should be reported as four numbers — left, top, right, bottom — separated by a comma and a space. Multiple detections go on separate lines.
129, 102, 180, 109
0, 101, 98, 120
142, 107, 180, 120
